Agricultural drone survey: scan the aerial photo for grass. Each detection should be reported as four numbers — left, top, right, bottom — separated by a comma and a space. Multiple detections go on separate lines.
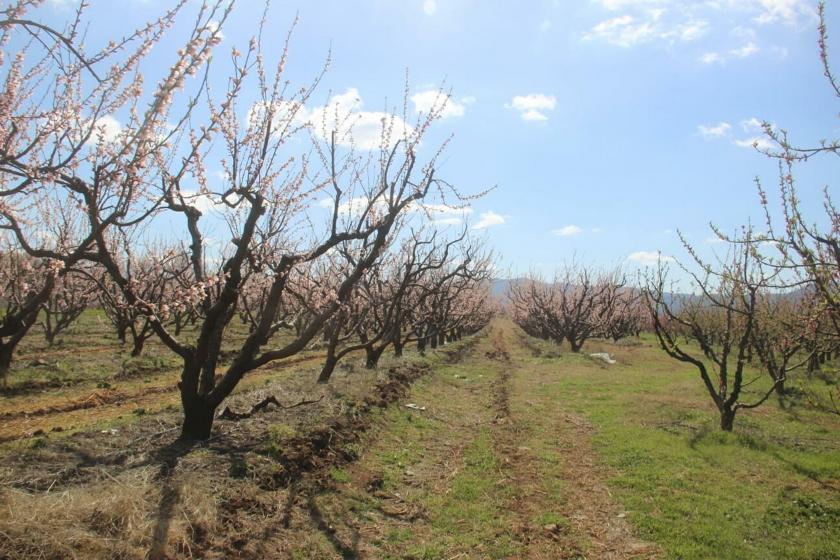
329, 466, 351, 483
0, 309, 337, 444
299, 331, 526, 559
3, 307, 308, 396
238, 322, 840, 558
1, 318, 838, 559
420, 429, 518, 559
520, 331, 840, 560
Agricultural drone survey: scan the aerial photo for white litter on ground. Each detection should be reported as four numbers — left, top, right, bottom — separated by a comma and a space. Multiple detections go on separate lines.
589, 352, 616, 365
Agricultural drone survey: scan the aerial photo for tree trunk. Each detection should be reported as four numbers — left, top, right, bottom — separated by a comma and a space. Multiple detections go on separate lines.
365, 346, 376, 369
180, 397, 215, 440
774, 377, 786, 396
318, 354, 339, 384
0, 344, 13, 389
808, 352, 820, 373
365, 345, 386, 369
393, 339, 404, 357
116, 323, 128, 344
131, 335, 145, 357
719, 407, 736, 432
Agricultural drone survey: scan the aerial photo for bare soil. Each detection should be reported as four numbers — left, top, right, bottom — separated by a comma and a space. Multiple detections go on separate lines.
0, 322, 660, 559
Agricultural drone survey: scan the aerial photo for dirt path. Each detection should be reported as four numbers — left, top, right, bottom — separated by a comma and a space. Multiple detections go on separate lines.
495, 320, 659, 559
300, 319, 658, 559
486, 326, 575, 558
0, 320, 659, 559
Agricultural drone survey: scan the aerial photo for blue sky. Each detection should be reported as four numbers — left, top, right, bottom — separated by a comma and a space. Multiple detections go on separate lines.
43, 0, 840, 276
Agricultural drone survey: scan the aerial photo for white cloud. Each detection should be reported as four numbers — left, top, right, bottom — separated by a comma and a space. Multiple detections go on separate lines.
740, 117, 766, 133
734, 136, 776, 150
588, 0, 813, 57
697, 116, 778, 150
730, 41, 759, 58
733, 117, 776, 150
583, 8, 708, 48
247, 100, 310, 137
317, 196, 375, 217
697, 121, 732, 138
552, 224, 584, 237
677, 20, 710, 41
627, 250, 674, 266
595, 0, 668, 11
422, 0, 437, 15
704, 236, 726, 244
506, 94, 556, 122
206, 20, 224, 41
411, 90, 471, 119
770, 45, 789, 59
415, 202, 473, 227
314, 89, 413, 150
91, 114, 122, 143
317, 198, 473, 227
583, 14, 652, 47
752, 0, 815, 26
700, 42, 759, 64
249, 88, 413, 151
732, 25, 757, 40
179, 189, 221, 213
433, 217, 464, 226
471, 211, 506, 230
700, 52, 724, 64
417, 203, 473, 215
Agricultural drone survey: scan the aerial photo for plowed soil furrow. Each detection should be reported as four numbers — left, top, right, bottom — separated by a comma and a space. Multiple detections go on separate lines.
0, 321, 663, 560
0, 352, 328, 443
297, 322, 657, 559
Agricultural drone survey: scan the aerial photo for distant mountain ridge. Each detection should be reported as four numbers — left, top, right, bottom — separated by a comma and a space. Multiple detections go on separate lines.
490, 278, 808, 309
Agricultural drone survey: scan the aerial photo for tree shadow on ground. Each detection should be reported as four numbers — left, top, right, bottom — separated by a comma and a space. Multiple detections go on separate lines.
307, 492, 361, 560
771, 451, 839, 494
147, 438, 196, 560
687, 424, 713, 450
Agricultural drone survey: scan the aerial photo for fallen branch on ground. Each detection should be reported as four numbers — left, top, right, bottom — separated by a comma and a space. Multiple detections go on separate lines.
217, 395, 325, 421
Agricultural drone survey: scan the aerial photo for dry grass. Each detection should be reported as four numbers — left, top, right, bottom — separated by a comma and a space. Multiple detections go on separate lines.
2, 319, 837, 559
3, 470, 156, 559
0, 341, 442, 559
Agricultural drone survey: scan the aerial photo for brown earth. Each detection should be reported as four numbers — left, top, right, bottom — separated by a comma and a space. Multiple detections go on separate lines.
0, 322, 658, 559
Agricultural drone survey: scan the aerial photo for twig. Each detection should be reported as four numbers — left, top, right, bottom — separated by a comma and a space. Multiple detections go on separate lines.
217, 394, 325, 421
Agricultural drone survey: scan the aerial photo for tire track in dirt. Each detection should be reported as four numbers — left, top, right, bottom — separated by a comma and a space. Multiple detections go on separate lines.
488, 325, 577, 559
549, 411, 659, 559
496, 322, 660, 559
